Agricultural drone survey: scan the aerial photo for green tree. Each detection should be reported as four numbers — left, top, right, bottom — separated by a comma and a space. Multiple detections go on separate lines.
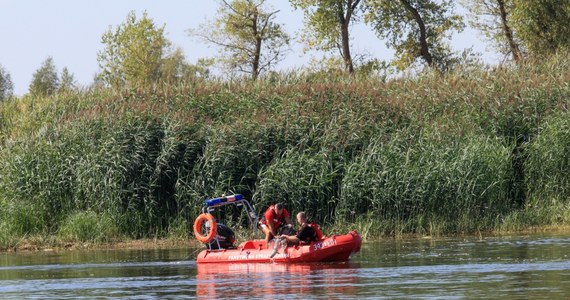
160, 48, 213, 84
0, 64, 14, 101
511, 0, 570, 57
98, 10, 170, 89
290, 0, 363, 74
365, 0, 464, 72
29, 57, 59, 97
58, 67, 77, 92
190, 0, 290, 80
462, 0, 523, 62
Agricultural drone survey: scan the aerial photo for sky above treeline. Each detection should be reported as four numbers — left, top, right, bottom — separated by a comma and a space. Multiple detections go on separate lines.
0, 0, 500, 95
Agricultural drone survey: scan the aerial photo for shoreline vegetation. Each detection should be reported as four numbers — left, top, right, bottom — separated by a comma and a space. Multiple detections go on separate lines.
3, 54, 570, 252
5, 224, 570, 253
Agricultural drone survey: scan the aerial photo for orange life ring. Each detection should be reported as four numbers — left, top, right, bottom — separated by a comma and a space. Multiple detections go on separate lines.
193, 213, 217, 243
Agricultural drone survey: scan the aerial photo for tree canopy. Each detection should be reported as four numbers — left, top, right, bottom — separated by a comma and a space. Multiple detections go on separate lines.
462, 0, 523, 62
98, 11, 170, 89
190, 0, 290, 80
511, 0, 570, 57
365, 0, 464, 72
0, 64, 13, 101
58, 67, 77, 93
290, 0, 363, 74
159, 48, 212, 85
8, 4, 570, 95
29, 57, 59, 97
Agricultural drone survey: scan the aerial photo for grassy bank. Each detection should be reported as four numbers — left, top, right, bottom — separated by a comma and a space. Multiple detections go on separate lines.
2, 54, 570, 249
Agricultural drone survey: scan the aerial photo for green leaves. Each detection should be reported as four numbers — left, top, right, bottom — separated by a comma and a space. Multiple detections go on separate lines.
525, 112, 570, 206
98, 11, 170, 89
291, 0, 363, 73
511, 0, 570, 57
465, 0, 570, 61
59, 67, 77, 93
29, 57, 59, 97
4, 57, 570, 239
191, 0, 290, 80
462, 0, 523, 61
255, 148, 339, 224
0, 64, 13, 101
340, 129, 512, 234
365, 0, 464, 71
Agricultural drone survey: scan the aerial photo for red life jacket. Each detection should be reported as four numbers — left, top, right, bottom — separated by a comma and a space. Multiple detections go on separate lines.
308, 222, 323, 240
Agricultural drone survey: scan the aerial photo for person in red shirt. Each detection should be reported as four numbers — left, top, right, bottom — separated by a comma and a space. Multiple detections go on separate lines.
259, 203, 292, 247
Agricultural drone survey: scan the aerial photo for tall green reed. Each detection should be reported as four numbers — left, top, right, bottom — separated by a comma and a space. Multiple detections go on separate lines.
525, 112, 570, 207
2, 54, 570, 240
340, 127, 513, 235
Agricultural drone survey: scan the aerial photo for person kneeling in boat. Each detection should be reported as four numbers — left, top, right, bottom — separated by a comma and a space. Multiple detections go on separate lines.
259, 203, 292, 248
278, 211, 323, 246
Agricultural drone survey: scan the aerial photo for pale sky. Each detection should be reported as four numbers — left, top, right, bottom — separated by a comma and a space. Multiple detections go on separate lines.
0, 0, 498, 96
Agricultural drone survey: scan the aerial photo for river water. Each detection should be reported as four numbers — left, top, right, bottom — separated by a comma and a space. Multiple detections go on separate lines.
1, 233, 570, 299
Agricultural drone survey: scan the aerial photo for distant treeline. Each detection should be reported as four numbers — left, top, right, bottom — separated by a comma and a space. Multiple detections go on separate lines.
1, 54, 570, 247
2, 1, 570, 102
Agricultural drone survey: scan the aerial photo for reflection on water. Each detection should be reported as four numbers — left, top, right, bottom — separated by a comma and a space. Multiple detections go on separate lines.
1, 234, 570, 298
0, 249, 198, 299
196, 262, 359, 299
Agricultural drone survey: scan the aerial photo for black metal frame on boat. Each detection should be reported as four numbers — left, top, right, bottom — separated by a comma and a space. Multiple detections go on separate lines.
200, 194, 259, 250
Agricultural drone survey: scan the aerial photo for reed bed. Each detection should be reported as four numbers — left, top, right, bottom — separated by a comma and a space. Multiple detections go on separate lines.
2, 55, 570, 247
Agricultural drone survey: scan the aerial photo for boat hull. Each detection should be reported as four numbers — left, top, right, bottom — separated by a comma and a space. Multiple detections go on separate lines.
196, 230, 362, 263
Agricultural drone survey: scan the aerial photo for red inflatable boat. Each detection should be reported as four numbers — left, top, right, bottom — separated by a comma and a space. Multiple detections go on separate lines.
193, 194, 362, 264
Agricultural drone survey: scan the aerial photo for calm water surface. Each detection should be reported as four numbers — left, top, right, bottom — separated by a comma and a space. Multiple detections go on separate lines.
1, 233, 570, 299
